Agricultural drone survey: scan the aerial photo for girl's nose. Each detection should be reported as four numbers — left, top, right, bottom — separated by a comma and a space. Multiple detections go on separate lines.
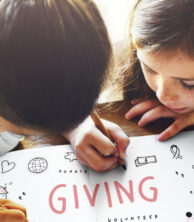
156, 79, 179, 105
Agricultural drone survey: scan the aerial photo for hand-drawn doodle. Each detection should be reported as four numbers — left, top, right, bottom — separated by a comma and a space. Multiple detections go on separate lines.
0, 186, 8, 199
1, 160, 16, 173
135, 155, 157, 167
19, 192, 26, 200
59, 169, 87, 174
170, 145, 182, 159
4, 182, 12, 188
175, 171, 184, 178
64, 152, 77, 162
28, 157, 48, 173
186, 212, 194, 222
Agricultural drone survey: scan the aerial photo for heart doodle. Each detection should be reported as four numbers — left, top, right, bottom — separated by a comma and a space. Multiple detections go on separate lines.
1, 160, 16, 173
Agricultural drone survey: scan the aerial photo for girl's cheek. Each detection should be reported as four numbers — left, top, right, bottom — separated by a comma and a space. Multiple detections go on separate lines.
143, 73, 157, 92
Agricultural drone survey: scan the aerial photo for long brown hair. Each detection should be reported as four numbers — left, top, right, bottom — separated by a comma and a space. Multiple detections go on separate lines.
0, 0, 112, 133
122, 0, 194, 100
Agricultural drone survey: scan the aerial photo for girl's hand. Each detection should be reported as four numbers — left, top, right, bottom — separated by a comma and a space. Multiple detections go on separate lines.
63, 116, 129, 172
0, 199, 28, 222
125, 99, 194, 141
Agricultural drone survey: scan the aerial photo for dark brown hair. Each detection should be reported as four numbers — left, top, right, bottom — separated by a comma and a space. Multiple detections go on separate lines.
122, 0, 194, 100
0, 0, 112, 133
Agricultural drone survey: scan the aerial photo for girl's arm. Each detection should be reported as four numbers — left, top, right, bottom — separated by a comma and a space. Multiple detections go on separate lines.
63, 116, 129, 172
125, 99, 194, 141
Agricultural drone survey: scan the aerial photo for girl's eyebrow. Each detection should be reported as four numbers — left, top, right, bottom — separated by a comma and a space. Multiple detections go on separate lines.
141, 62, 157, 73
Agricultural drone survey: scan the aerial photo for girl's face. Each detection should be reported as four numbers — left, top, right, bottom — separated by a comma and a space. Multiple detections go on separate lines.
137, 49, 194, 114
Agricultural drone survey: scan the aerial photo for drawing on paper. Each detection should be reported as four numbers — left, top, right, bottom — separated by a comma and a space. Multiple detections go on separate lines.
0, 186, 8, 199
175, 171, 184, 178
186, 212, 194, 222
170, 145, 183, 159
19, 192, 26, 200
1, 160, 16, 174
135, 155, 157, 167
64, 152, 77, 162
28, 157, 48, 173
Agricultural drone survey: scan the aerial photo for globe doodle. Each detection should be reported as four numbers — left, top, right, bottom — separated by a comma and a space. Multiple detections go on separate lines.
28, 157, 48, 173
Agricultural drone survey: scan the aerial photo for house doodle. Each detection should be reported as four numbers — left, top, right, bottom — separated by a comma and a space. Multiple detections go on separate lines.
0, 186, 8, 199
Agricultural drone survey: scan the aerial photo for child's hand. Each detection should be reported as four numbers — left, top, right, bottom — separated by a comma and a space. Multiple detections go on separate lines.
125, 99, 194, 141
63, 116, 129, 172
0, 199, 28, 222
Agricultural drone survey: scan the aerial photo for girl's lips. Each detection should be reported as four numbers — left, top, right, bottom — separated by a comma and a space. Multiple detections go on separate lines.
169, 107, 186, 111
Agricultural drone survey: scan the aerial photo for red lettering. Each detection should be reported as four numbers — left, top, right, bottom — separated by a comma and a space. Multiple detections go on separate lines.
104, 182, 112, 208
49, 184, 66, 214
83, 184, 100, 207
73, 185, 79, 209
114, 180, 134, 203
139, 176, 158, 202
48, 176, 158, 214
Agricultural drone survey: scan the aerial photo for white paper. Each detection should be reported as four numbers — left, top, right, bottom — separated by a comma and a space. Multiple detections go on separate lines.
0, 130, 194, 222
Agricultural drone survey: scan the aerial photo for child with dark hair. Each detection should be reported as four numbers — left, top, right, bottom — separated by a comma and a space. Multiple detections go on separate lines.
0, 0, 129, 221
122, 0, 194, 141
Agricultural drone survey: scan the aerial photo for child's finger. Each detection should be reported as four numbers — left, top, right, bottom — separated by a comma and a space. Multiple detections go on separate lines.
0, 208, 27, 222
138, 106, 176, 127
112, 133, 129, 160
76, 145, 118, 172
108, 162, 118, 171
75, 152, 89, 166
130, 98, 142, 105
2, 201, 27, 216
103, 121, 129, 159
86, 128, 118, 157
125, 100, 159, 120
158, 119, 189, 141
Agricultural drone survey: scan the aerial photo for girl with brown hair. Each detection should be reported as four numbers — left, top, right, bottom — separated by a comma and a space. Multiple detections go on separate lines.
124, 0, 194, 141
0, 0, 129, 220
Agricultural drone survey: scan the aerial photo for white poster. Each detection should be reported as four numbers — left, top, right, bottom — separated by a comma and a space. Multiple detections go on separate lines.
0, 130, 194, 222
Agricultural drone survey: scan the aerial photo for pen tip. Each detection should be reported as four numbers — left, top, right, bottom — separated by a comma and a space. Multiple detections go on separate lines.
119, 158, 127, 170
121, 164, 127, 170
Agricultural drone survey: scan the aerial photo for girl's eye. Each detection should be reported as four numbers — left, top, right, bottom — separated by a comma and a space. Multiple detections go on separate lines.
145, 68, 154, 74
142, 64, 156, 75
181, 80, 194, 90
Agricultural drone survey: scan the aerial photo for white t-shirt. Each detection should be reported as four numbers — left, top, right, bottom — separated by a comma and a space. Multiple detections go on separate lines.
0, 131, 24, 156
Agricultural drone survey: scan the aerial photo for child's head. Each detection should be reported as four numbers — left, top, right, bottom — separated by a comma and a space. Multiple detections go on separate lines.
124, 0, 194, 113
0, 0, 111, 135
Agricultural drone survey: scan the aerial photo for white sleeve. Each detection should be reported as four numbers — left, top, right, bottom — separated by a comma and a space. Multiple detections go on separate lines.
0, 131, 24, 156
